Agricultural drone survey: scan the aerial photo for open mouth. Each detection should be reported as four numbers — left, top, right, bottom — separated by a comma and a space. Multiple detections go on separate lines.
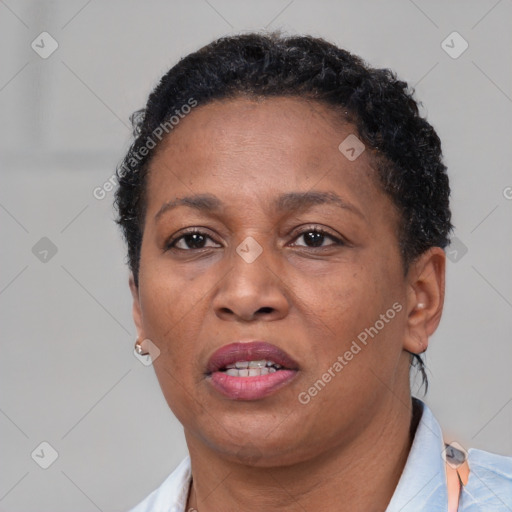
218, 359, 286, 377
205, 341, 299, 400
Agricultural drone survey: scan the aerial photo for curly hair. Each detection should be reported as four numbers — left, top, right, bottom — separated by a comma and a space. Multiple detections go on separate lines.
114, 32, 453, 392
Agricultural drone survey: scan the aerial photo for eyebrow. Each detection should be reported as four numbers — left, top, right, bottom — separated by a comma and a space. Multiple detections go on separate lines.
154, 191, 365, 222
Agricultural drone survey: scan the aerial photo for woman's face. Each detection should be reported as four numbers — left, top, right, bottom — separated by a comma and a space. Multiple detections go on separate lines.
131, 97, 419, 466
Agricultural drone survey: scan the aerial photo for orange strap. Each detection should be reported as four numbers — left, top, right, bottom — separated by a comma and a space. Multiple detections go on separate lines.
445, 443, 470, 512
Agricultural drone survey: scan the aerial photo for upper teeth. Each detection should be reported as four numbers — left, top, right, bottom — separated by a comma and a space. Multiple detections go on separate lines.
224, 360, 282, 370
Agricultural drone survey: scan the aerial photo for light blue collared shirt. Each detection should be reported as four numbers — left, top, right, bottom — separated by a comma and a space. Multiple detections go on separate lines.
129, 399, 512, 512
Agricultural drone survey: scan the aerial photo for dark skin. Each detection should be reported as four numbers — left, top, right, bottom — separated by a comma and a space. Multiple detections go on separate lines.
129, 97, 445, 511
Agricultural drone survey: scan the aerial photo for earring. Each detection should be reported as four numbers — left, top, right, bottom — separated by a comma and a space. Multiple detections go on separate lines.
416, 303, 426, 310
134, 339, 149, 355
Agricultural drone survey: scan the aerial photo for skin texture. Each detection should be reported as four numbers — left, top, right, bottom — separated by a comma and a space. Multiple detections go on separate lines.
129, 97, 446, 511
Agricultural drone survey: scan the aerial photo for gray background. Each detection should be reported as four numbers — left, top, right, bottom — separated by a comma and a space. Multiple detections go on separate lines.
1, 0, 511, 510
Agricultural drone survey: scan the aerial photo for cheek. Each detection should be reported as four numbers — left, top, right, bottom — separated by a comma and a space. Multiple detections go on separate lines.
151, 360, 198, 429
137, 271, 201, 378
295, 261, 403, 365
294, 264, 374, 324
283, 269, 370, 371
139, 260, 201, 328
139, 274, 206, 423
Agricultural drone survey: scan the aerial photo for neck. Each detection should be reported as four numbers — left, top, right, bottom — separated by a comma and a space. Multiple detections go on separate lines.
185, 395, 420, 512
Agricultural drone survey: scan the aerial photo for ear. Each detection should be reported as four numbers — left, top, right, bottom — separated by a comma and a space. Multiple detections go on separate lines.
129, 273, 145, 340
403, 247, 446, 355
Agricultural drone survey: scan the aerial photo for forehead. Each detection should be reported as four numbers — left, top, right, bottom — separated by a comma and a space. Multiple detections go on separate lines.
152, 96, 358, 163
144, 96, 392, 224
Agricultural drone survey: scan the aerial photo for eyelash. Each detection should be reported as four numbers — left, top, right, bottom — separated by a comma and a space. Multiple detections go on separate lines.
165, 225, 345, 252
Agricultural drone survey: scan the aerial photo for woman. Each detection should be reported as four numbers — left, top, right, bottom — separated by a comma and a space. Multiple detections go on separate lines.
114, 33, 512, 511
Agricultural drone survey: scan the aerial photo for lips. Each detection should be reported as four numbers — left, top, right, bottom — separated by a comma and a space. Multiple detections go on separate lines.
205, 341, 300, 400
206, 341, 299, 375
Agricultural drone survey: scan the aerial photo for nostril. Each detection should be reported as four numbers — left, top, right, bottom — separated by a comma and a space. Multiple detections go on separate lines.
257, 307, 274, 314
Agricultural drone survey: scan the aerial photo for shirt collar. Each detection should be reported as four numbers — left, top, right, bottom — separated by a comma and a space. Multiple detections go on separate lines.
385, 397, 448, 511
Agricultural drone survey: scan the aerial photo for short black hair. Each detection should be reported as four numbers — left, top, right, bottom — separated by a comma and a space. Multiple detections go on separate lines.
114, 32, 453, 392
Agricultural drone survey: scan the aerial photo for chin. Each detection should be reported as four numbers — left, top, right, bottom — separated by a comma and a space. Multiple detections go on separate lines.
203, 427, 311, 468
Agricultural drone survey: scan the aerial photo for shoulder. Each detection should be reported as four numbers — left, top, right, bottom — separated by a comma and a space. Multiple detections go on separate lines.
469, 447, 512, 478
127, 456, 192, 512
462, 448, 512, 511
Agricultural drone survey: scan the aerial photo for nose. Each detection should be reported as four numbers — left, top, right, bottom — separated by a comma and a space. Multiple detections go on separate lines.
212, 242, 290, 322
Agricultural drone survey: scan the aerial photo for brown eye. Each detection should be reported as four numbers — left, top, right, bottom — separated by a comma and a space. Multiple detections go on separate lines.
166, 230, 221, 251
292, 228, 343, 248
